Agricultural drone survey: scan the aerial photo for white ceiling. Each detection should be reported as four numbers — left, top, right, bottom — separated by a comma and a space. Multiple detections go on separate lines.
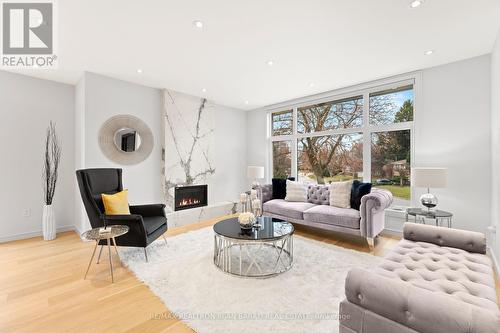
6, 0, 500, 110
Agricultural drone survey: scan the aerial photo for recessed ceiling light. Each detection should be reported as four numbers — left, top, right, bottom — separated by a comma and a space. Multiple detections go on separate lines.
266, 60, 274, 67
136, 69, 143, 73
424, 50, 434, 55
201, 88, 207, 93
409, 0, 423, 8
193, 20, 204, 29
244, 101, 249, 105
309, 82, 315, 87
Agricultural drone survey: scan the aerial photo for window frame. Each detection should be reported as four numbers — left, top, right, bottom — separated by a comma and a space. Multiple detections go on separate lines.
267, 74, 419, 202
271, 109, 294, 136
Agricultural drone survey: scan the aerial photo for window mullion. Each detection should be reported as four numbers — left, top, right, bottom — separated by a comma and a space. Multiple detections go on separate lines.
292, 107, 298, 178
362, 92, 371, 183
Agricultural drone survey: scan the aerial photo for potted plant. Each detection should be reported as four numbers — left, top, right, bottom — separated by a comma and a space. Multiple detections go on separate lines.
42, 121, 61, 241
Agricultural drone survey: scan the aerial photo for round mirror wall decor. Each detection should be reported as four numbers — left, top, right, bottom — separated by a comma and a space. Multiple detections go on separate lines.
113, 128, 142, 153
98, 114, 153, 165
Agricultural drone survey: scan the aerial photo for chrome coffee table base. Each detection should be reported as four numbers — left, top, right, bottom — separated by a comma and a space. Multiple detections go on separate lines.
213, 233, 293, 278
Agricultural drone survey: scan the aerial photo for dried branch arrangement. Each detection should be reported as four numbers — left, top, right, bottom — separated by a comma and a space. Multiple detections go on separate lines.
43, 121, 61, 205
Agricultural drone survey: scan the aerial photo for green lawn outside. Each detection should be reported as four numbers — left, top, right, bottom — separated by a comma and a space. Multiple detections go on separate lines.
304, 173, 410, 200
374, 185, 411, 200
324, 175, 358, 182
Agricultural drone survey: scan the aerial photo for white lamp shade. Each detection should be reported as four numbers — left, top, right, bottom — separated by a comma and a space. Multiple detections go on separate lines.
247, 166, 264, 179
411, 167, 447, 188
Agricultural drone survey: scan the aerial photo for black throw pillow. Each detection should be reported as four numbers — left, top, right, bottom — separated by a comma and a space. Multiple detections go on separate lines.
350, 180, 372, 210
272, 177, 295, 199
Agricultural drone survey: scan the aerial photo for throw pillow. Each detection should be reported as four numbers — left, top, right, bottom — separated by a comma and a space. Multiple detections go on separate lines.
272, 177, 295, 199
101, 190, 131, 215
285, 180, 307, 202
329, 181, 352, 208
350, 180, 372, 210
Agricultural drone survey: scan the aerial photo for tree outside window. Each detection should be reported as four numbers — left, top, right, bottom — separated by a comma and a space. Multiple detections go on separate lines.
270, 81, 414, 203
298, 134, 363, 184
272, 141, 292, 178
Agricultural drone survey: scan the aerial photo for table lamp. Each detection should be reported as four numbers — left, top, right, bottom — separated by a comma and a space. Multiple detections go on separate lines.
247, 166, 265, 187
411, 167, 447, 211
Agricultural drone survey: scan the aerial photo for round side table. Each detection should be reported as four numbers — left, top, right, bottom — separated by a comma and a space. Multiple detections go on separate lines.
81, 225, 129, 283
405, 208, 453, 228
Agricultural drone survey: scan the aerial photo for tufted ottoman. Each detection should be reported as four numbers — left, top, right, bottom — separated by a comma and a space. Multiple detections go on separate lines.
340, 222, 500, 333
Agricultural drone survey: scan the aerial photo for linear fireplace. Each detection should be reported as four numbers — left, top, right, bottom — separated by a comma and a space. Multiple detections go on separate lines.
174, 185, 208, 211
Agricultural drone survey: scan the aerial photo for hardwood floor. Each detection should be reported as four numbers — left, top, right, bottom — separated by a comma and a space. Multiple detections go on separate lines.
1, 215, 498, 333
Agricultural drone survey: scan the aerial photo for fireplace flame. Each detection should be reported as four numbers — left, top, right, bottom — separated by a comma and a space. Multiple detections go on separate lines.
179, 198, 201, 207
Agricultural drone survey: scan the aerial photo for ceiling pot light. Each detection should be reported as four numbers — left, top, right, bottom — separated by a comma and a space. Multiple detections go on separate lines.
201, 88, 207, 93
424, 50, 434, 55
193, 20, 204, 29
410, 0, 423, 8
309, 82, 315, 87
244, 101, 249, 105
136, 69, 143, 73
266, 60, 274, 67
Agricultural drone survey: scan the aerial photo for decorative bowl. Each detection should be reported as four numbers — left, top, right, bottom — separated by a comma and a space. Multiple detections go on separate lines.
238, 212, 256, 229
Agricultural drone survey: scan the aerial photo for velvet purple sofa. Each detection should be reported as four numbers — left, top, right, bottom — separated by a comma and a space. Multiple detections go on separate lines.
340, 223, 500, 333
259, 184, 393, 246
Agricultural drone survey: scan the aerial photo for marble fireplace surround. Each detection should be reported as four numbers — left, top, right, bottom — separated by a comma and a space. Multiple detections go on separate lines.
161, 89, 242, 226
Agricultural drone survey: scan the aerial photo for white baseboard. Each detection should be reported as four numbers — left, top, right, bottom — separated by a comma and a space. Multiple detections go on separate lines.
73, 223, 84, 237
0, 225, 77, 243
487, 246, 500, 277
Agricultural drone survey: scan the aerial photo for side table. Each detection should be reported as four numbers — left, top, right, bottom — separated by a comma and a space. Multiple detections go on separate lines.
81, 225, 129, 283
405, 208, 453, 228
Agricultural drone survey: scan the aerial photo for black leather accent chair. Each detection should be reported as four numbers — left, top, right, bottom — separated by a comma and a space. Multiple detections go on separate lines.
76, 168, 168, 261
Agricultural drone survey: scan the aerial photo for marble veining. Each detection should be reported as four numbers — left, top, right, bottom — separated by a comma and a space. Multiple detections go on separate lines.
162, 89, 215, 212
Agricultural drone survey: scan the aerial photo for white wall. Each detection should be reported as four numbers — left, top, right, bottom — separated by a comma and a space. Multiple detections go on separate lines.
74, 76, 86, 232
75, 72, 163, 232
0, 71, 75, 241
416, 55, 491, 234
491, 30, 500, 265
246, 109, 270, 182
247, 55, 492, 235
212, 104, 248, 202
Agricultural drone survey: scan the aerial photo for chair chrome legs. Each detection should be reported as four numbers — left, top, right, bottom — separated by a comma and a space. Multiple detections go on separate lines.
163, 234, 167, 245
144, 247, 148, 262
84, 241, 98, 279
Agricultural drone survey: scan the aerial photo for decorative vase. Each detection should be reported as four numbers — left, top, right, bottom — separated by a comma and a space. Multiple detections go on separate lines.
42, 204, 56, 240
238, 212, 256, 229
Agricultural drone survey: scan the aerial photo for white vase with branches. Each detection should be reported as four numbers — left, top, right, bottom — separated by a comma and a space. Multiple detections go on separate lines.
42, 121, 61, 241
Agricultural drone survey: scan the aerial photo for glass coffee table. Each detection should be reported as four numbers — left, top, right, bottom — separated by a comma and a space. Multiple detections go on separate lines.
213, 216, 294, 278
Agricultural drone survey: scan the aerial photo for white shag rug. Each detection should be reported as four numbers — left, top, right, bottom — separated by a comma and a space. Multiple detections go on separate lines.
120, 227, 381, 333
